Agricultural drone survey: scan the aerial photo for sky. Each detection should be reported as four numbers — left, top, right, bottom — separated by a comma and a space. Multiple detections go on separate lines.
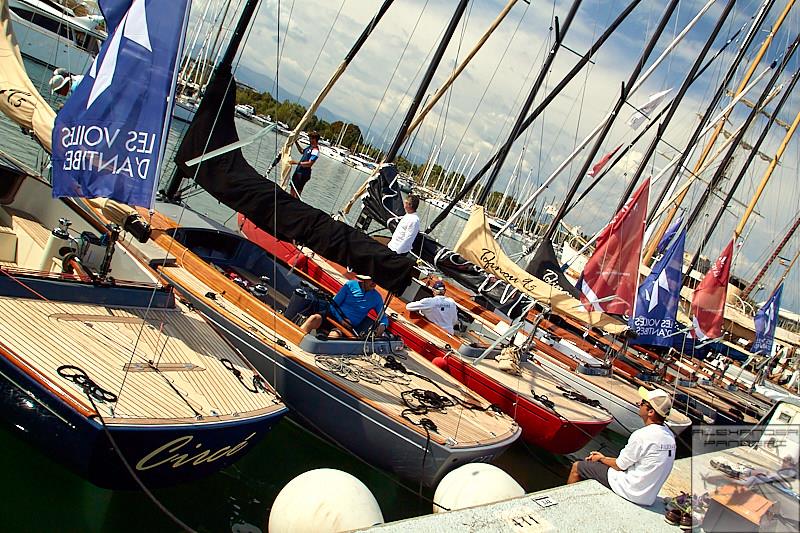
189, 0, 800, 315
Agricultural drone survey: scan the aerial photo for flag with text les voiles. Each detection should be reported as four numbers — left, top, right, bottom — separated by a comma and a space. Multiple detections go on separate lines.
51, 0, 190, 208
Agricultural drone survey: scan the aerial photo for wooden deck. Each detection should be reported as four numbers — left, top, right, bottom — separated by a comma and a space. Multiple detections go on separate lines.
0, 207, 283, 425
155, 255, 518, 448
291, 248, 611, 425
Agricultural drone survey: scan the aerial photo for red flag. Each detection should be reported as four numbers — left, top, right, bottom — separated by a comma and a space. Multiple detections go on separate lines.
587, 144, 623, 177
690, 239, 734, 340
578, 178, 650, 315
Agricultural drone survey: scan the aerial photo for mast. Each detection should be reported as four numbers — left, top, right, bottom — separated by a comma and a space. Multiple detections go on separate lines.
476, 0, 583, 206
537, 0, 680, 243
276, 0, 396, 187
643, 0, 797, 263
424, 0, 644, 233
687, 63, 800, 273
683, 33, 800, 266
735, 107, 800, 240
380, 0, 470, 165
612, 0, 735, 212
163, 0, 263, 201
497, 0, 720, 239
742, 217, 800, 298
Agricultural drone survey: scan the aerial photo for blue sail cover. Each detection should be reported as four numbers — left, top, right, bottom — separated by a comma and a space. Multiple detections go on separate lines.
629, 230, 685, 346
51, 0, 190, 208
752, 284, 783, 355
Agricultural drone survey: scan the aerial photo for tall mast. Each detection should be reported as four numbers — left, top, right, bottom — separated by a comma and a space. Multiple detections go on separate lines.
477, 0, 583, 206
643, 0, 797, 263
537, 0, 680, 243
561, 19, 748, 216
382, 0, 471, 165
276, 0, 396, 187
742, 215, 800, 298
612, 0, 735, 212
424, 0, 643, 233
688, 63, 800, 273
495, 0, 719, 238
163, 0, 263, 201
683, 33, 800, 278
735, 108, 800, 240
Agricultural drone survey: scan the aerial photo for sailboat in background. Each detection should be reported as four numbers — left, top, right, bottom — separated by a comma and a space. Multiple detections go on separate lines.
0, 0, 287, 489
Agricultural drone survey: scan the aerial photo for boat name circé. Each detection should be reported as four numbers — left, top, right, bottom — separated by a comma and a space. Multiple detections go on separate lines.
135, 433, 257, 471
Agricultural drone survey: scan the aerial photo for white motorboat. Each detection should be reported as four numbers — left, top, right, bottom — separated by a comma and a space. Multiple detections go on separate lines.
8, 0, 104, 73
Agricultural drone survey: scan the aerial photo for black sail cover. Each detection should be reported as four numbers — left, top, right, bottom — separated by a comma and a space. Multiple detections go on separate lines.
175, 64, 415, 294
361, 166, 530, 317
524, 239, 582, 299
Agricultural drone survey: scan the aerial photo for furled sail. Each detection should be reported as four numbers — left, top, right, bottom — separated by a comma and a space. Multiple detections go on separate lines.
0, 0, 55, 151
174, 64, 415, 294
455, 205, 628, 333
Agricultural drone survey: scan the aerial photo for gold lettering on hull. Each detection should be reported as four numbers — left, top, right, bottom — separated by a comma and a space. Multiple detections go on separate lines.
135, 433, 257, 471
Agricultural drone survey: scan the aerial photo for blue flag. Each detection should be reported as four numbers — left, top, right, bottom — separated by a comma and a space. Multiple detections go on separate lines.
52, 0, 191, 208
656, 214, 683, 255
752, 284, 782, 355
629, 229, 685, 346
99, 0, 134, 33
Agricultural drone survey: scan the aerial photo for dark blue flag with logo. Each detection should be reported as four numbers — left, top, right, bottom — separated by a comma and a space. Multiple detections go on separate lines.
656, 214, 683, 255
629, 229, 685, 346
752, 284, 782, 355
99, 0, 134, 33
51, 0, 191, 208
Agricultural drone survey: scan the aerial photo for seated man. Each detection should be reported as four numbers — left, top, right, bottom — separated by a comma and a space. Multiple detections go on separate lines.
405, 279, 459, 334
567, 387, 677, 506
301, 274, 388, 337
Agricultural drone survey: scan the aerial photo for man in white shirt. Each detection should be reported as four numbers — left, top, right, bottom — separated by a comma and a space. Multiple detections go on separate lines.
567, 387, 677, 506
406, 280, 459, 334
387, 195, 420, 255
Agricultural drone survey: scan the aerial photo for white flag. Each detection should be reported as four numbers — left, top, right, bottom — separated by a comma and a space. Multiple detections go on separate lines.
627, 88, 672, 130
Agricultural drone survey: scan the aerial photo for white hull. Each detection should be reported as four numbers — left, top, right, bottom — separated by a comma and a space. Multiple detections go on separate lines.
10, 13, 94, 72
534, 354, 692, 436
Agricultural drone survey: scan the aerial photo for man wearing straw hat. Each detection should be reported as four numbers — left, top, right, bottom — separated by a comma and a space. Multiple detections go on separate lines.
567, 387, 677, 506
49, 68, 83, 99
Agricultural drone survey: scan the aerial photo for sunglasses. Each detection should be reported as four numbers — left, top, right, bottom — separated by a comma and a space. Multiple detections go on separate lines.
640, 400, 651, 408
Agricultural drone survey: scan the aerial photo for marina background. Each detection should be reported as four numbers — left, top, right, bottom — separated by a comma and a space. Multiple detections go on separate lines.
0, 57, 623, 532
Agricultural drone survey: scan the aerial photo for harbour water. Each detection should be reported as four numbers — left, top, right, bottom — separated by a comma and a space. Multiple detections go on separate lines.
0, 59, 590, 531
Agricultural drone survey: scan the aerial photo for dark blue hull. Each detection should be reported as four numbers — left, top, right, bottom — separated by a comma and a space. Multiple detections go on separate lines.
0, 355, 287, 489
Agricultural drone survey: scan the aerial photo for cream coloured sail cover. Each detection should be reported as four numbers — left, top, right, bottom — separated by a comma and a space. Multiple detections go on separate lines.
455, 205, 628, 334
0, 0, 56, 151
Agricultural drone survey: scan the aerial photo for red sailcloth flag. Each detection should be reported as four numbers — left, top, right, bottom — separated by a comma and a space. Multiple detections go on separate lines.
578, 177, 650, 315
587, 144, 623, 177
690, 239, 734, 340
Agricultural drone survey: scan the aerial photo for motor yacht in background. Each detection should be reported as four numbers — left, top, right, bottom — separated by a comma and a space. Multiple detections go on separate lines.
8, 0, 104, 72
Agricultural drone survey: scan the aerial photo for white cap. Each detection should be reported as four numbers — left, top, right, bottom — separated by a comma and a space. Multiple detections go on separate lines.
638, 386, 673, 418
355, 274, 372, 281
49, 73, 69, 93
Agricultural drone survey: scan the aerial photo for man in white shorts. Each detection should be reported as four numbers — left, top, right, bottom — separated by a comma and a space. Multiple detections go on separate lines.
567, 387, 677, 506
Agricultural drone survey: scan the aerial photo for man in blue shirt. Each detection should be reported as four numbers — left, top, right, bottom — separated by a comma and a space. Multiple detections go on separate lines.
301, 274, 388, 337
288, 131, 320, 198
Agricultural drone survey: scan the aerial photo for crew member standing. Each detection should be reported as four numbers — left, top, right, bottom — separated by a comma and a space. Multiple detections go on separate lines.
387, 194, 420, 255
288, 131, 320, 198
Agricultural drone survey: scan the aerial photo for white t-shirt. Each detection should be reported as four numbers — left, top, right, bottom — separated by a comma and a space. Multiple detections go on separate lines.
388, 213, 420, 254
406, 295, 459, 334
607, 423, 676, 505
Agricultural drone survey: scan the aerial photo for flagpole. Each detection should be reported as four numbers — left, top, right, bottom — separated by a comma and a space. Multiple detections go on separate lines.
151, 0, 193, 210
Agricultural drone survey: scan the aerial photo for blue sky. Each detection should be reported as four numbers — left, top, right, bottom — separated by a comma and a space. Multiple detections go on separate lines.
192, 0, 800, 315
